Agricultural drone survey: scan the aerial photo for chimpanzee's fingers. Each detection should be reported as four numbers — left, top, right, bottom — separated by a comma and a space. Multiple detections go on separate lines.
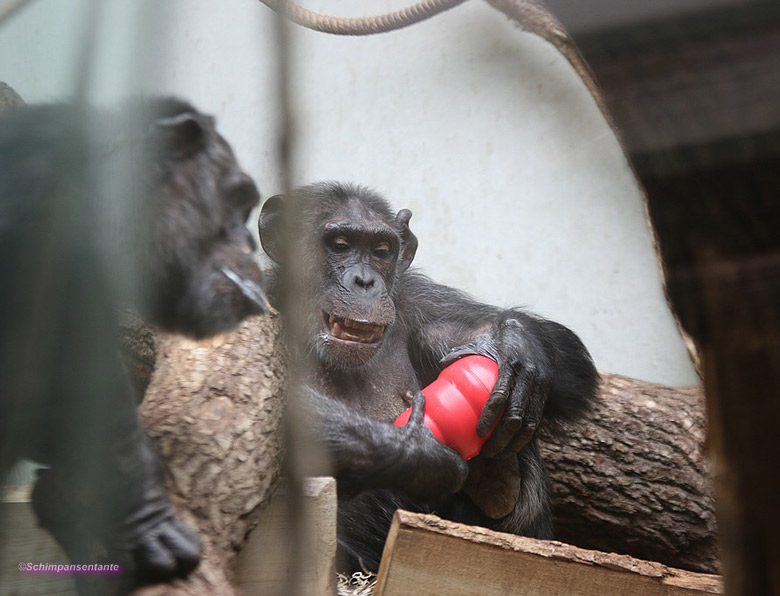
498, 416, 538, 457
504, 428, 534, 455
477, 391, 506, 438
439, 344, 478, 368
133, 536, 177, 582
401, 390, 416, 406
448, 451, 470, 490
480, 365, 536, 457
158, 521, 202, 577
513, 376, 546, 450
508, 365, 538, 422
480, 416, 524, 458
408, 390, 427, 425
477, 364, 516, 436
439, 334, 500, 368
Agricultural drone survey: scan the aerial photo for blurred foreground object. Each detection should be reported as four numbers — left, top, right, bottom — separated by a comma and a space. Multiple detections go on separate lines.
566, 6, 780, 593
0, 88, 267, 592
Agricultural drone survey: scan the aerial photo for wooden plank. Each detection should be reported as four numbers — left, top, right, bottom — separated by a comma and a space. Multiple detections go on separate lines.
234, 476, 337, 596
374, 511, 723, 596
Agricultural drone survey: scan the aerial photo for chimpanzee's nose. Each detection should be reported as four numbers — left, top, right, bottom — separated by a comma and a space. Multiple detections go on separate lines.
352, 264, 379, 293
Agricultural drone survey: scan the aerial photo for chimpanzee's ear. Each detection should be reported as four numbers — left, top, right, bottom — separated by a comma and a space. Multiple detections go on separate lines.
151, 111, 208, 159
395, 209, 418, 273
258, 194, 286, 263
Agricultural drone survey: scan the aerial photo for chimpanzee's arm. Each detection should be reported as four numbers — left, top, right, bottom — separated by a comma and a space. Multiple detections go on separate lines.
26, 256, 202, 587
302, 385, 467, 501
397, 270, 599, 457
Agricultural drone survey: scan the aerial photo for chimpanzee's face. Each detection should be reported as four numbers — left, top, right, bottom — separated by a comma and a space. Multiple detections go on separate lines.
257, 184, 418, 370
310, 196, 401, 368
143, 113, 268, 338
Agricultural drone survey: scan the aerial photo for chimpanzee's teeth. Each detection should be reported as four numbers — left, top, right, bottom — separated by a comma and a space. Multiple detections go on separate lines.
325, 312, 385, 344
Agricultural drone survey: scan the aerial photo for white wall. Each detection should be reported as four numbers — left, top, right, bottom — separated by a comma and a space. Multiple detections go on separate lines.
0, 0, 698, 385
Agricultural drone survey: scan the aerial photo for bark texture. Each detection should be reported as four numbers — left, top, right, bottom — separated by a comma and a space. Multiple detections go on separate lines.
542, 373, 719, 574
131, 314, 286, 596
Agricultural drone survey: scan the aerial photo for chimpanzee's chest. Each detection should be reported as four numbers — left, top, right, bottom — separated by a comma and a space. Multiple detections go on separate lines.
311, 336, 420, 423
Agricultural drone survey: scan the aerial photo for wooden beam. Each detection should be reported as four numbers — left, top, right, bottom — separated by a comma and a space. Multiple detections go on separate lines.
374, 510, 723, 596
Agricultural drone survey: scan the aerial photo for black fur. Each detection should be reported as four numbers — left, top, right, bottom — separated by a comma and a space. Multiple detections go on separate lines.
259, 181, 599, 571
0, 98, 267, 593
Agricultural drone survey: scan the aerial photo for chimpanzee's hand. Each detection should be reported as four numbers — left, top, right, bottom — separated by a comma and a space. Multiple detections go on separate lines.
116, 433, 202, 583
122, 485, 202, 582
31, 435, 202, 589
396, 391, 468, 502
441, 317, 552, 458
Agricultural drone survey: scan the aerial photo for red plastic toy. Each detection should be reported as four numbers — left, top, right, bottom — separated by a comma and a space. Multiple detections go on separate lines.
393, 354, 499, 460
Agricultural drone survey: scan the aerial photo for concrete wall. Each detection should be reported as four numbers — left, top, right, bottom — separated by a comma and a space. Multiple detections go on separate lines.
0, 0, 698, 385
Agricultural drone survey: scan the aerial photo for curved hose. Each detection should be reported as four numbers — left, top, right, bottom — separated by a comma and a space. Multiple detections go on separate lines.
256, 0, 612, 131
257, 0, 469, 35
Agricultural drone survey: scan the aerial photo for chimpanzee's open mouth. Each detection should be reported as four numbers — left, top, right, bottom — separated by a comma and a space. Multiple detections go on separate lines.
324, 312, 386, 344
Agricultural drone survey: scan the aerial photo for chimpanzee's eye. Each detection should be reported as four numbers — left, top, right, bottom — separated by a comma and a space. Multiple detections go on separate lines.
373, 242, 392, 259
330, 236, 350, 252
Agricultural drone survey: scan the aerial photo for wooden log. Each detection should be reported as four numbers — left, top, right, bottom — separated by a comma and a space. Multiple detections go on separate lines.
374, 510, 723, 596
542, 372, 718, 574
130, 314, 286, 596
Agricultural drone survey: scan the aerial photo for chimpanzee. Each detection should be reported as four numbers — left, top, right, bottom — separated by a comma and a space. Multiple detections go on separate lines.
258, 181, 600, 571
0, 97, 268, 591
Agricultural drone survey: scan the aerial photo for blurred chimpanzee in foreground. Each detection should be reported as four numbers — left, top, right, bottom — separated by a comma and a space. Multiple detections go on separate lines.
259, 181, 599, 571
0, 96, 268, 593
